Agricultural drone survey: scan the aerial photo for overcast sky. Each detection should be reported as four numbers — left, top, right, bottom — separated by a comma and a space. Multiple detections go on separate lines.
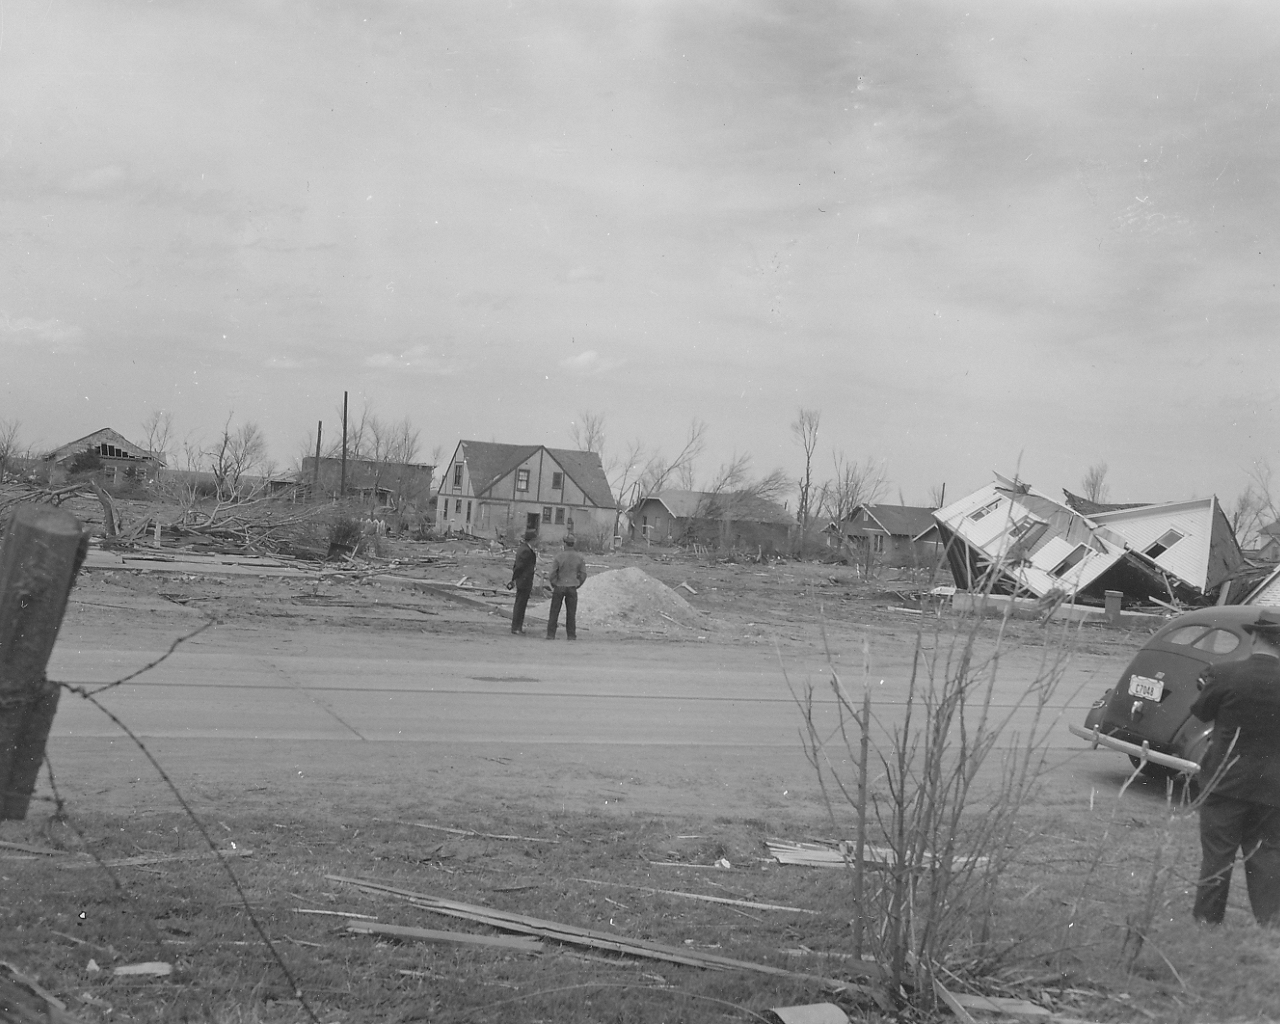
2, 1, 1278, 507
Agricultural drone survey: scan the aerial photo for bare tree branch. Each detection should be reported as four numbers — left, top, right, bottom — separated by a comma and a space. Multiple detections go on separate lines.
1081, 462, 1110, 504
791, 408, 820, 534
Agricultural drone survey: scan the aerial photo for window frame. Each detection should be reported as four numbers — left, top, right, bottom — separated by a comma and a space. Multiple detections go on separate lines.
516, 468, 531, 493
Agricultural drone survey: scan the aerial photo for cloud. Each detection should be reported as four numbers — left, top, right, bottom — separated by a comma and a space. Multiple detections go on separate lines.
559, 349, 618, 375
0, 313, 84, 346
363, 344, 461, 374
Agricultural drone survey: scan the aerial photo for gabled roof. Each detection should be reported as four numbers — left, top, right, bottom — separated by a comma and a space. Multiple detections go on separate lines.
847, 504, 937, 538
637, 489, 795, 526
454, 441, 615, 508
45, 427, 161, 463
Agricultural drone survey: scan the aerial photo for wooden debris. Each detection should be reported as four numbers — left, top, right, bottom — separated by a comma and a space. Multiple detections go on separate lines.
59, 847, 252, 871
0, 840, 66, 856
395, 821, 558, 843
345, 920, 543, 953
573, 877, 818, 914
112, 962, 172, 978
327, 874, 887, 997
766, 839, 988, 872
292, 908, 377, 920
947, 993, 1052, 1019
678, 581, 697, 595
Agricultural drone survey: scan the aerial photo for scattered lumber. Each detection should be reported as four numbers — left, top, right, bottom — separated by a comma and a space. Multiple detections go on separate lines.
327, 874, 887, 996
345, 920, 543, 953
766, 839, 988, 872
0, 840, 66, 856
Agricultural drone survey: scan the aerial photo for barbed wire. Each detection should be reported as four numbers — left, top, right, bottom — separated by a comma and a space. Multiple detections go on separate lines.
42, 615, 321, 1024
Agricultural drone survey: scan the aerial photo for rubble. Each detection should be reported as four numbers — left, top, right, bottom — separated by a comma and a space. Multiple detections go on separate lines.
575, 567, 706, 631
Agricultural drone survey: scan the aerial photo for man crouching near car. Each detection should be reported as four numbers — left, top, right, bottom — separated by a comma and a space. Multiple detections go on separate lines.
1190, 620, 1280, 926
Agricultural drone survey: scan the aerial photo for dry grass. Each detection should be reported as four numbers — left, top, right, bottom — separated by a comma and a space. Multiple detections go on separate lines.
4, 790, 1279, 1023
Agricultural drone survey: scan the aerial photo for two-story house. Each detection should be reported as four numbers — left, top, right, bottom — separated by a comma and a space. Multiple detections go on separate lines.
436, 441, 616, 544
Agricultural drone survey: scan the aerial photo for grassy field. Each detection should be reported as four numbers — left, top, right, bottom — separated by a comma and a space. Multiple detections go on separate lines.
5, 777, 1280, 1023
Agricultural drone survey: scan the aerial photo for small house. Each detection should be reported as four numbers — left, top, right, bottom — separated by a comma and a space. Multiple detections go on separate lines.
835, 504, 941, 568
629, 489, 795, 553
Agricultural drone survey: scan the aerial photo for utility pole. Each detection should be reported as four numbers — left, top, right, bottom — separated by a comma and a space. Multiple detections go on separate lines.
313, 420, 323, 498
340, 391, 348, 498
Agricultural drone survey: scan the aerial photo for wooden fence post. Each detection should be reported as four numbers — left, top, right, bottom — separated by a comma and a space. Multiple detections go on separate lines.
0, 504, 87, 821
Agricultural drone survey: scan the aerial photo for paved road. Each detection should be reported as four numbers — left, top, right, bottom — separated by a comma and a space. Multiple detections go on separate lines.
48, 609, 1122, 747
36, 593, 1147, 819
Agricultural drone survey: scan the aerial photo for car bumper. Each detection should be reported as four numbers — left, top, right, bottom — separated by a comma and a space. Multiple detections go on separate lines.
1068, 723, 1200, 774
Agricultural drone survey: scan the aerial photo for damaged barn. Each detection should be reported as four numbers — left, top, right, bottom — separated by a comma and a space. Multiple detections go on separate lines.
928, 473, 1244, 609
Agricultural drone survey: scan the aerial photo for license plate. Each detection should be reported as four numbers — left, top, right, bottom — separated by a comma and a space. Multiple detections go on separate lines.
1128, 675, 1164, 701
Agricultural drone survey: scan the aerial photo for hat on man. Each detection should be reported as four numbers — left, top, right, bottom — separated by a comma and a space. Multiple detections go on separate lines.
523, 529, 538, 542
563, 535, 576, 547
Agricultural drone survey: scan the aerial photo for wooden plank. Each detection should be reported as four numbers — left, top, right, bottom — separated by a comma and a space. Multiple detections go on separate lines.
327, 874, 885, 986
766, 839, 988, 872
58, 848, 252, 870
573, 877, 818, 914
0, 506, 87, 821
346, 920, 542, 952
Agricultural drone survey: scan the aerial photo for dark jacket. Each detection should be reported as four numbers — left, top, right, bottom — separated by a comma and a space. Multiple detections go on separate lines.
1190, 651, 1280, 807
547, 549, 587, 589
510, 542, 537, 589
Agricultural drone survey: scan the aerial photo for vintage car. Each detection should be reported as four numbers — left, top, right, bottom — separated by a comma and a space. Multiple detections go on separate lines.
1070, 606, 1280, 776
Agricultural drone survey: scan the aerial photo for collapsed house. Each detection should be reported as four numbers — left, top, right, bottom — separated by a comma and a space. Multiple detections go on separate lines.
929, 473, 1244, 608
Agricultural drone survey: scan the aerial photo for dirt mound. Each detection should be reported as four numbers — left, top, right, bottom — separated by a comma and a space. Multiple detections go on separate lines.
576, 567, 705, 632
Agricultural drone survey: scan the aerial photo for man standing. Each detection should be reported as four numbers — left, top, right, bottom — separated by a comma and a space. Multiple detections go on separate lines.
1190, 621, 1280, 926
545, 534, 587, 640
505, 529, 538, 634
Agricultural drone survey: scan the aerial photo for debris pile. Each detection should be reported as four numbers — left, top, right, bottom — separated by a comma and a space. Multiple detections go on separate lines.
575, 567, 705, 631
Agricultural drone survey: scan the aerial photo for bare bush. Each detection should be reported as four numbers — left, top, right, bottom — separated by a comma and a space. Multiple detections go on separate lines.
792, 601, 1077, 1008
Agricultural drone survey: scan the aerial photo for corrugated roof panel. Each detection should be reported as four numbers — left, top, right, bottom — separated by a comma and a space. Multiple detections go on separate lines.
1093, 500, 1214, 589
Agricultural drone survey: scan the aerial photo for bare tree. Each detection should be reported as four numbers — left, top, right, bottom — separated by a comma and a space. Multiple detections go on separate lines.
818, 451, 890, 526
1233, 460, 1280, 547
0, 418, 21, 481
927, 482, 947, 508
140, 410, 174, 465
1081, 462, 1110, 504
569, 411, 607, 454
791, 408, 820, 536
635, 418, 707, 498
208, 416, 267, 500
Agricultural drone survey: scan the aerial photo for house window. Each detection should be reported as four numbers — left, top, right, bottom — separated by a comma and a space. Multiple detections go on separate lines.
555, 507, 565, 525
466, 501, 472, 523
452, 463, 463, 489
454, 499, 461, 514
542, 506, 552, 524
1145, 529, 1184, 559
968, 499, 1000, 521
1050, 544, 1088, 577
552, 472, 564, 490
872, 534, 885, 554
516, 469, 530, 492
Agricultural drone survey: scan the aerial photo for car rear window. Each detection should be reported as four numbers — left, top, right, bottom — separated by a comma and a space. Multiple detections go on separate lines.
1193, 629, 1241, 654
1160, 624, 1242, 654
